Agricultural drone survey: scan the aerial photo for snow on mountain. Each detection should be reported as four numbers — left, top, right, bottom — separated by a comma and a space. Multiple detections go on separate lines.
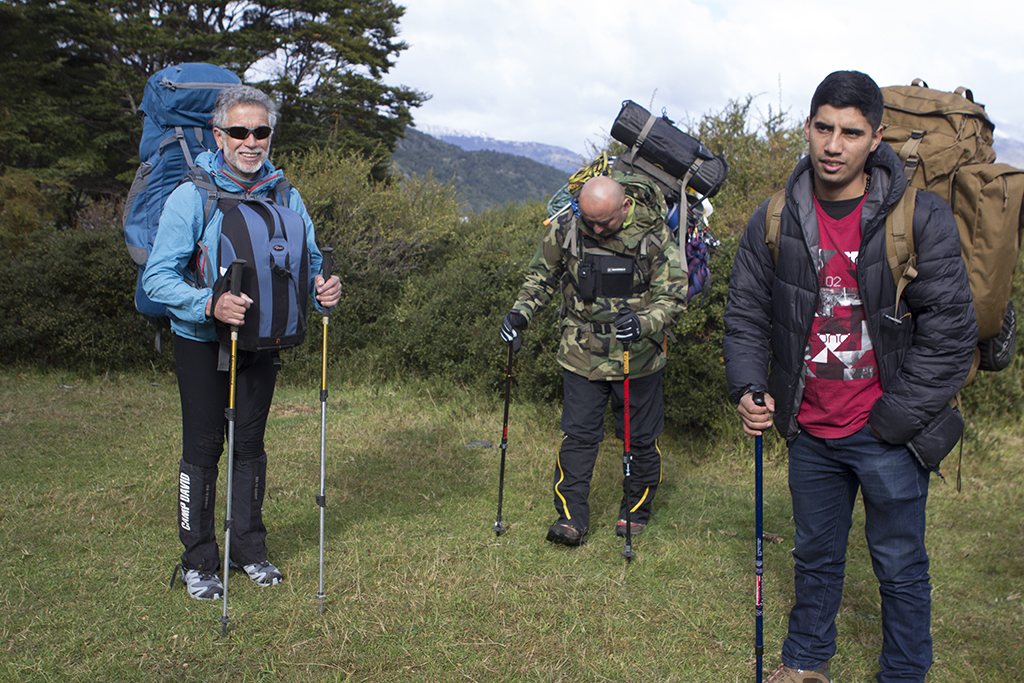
416, 125, 585, 175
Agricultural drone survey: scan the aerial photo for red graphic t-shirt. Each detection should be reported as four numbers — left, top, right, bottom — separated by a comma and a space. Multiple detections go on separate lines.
796, 195, 883, 438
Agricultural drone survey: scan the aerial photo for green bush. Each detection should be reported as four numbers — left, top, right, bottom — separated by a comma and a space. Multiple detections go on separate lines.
0, 227, 166, 370
382, 202, 563, 399
283, 147, 462, 355
688, 96, 806, 235
662, 235, 735, 432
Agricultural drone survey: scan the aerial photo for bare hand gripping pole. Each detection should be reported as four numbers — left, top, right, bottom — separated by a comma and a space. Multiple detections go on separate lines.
220, 258, 245, 638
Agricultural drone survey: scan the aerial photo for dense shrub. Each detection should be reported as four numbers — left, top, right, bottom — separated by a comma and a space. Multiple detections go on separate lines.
282, 147, 462, 357
661, 236, 735, 432
383, 201, 737, 433
688, 96, 805, 234
381, 202, 563, 399
0, 227, 165, 370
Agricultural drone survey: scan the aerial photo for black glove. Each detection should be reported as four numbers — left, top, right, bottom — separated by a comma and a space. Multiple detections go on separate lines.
613, 311, 642, 343
500, 311, 528, 352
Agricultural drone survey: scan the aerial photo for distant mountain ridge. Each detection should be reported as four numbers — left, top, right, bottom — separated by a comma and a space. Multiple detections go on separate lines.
392, 126, 1024, 216
419, 125, 585, 175
391, 127, 569, 214
425, 125, 1024, 174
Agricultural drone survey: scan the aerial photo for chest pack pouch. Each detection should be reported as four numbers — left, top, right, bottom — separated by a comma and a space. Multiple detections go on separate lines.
577, 251, 636, 301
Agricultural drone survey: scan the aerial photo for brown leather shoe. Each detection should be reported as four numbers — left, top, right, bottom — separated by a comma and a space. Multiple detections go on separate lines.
765, 662, 831, 682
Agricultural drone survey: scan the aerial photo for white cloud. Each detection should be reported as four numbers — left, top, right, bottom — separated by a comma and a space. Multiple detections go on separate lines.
390, 0, 1024, 153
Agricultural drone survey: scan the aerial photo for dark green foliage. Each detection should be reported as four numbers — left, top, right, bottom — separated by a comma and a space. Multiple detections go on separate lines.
662, 236, 736, 431
0, 227, 166, 371
380, 203, 736, 433
282, 146, 462, 356
393, 128, 570, 214
685, 96, 806, 234
383, 203, 564, 399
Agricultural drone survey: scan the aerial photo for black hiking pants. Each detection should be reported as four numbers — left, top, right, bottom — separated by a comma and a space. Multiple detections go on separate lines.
553, 368, 664, 533
173, 336, 277, 571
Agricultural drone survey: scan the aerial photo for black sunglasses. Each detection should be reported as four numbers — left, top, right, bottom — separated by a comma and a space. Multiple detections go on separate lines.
217, 125, 273, 140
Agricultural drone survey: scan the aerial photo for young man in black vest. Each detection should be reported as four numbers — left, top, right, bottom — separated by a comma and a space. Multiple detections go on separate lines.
723, 71, 977, 682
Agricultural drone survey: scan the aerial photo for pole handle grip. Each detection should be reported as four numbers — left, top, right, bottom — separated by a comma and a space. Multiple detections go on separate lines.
229, 259, 245, 297
321, 246, 334, 281
751, 389, 765, 408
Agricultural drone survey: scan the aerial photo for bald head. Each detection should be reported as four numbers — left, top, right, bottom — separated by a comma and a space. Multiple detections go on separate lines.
578, 176, 632, 236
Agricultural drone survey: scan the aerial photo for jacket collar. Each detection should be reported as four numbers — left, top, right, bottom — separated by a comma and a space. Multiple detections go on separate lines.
786, 141, 908, 227
196, 151, 283, 195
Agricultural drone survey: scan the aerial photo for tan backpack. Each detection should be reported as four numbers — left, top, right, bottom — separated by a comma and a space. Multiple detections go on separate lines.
881, 79, 1024, 371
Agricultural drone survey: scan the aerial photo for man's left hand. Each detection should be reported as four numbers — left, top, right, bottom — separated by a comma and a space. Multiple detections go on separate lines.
613, 311, 642, 342
315, 274, 342, 309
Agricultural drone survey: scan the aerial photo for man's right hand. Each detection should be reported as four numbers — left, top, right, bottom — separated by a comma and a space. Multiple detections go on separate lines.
208, 291, 252, 327
738, 390, 775, 437
500, 311, 527, 352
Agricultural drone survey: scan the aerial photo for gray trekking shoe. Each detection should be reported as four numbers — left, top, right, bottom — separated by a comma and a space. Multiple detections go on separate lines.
765, 662, 831, 682
180, 567, 224, 600
235, 560, 284, 587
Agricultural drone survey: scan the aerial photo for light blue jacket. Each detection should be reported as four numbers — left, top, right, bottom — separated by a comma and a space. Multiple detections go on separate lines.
142, 151, 324, 343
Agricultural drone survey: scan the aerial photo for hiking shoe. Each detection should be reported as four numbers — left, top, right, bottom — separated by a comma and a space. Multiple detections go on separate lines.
615, 519, 646, 537
179, 567, 224, 601
546, 522, 587, 547
234, 560, 284, 587
766, 662, 831, 683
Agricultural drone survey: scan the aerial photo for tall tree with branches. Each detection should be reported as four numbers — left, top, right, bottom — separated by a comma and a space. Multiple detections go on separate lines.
0, 0, 425, 227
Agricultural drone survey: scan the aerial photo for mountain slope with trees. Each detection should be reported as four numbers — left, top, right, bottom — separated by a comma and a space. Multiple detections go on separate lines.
391, 128, 570, 213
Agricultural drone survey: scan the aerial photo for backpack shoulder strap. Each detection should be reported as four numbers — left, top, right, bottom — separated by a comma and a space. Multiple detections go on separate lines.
186, 169, 224, 228
764, 189, 787, 263
885, 187, 919, 324
561, 214, 579, 258
273, 178, 292, 207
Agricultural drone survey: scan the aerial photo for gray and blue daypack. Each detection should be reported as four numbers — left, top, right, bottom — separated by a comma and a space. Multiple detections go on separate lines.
122, 62, 241, 336
195, 169, 310, 353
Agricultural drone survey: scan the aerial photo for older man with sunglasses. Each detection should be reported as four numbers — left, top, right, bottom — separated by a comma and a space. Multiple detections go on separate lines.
144, 85, 340, 601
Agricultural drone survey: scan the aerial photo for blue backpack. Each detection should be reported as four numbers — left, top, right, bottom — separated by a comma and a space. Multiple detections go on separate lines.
122, 63, 241, 340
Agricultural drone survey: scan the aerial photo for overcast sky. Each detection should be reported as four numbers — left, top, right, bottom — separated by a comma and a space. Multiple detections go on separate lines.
387, 0, 1024, 155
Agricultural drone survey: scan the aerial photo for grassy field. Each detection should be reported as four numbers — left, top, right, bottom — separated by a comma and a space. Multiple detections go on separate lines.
1, 367, 1021, 682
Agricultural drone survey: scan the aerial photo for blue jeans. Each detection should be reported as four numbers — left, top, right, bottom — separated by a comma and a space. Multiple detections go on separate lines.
784, 425, 931, 683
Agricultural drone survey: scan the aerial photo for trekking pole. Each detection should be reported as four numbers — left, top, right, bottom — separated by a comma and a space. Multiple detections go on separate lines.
752, 389, 766, 682
494, 341, 514, 536
317, 247, 334, 615
621, 338, 635, 563
220, 259, 245, 638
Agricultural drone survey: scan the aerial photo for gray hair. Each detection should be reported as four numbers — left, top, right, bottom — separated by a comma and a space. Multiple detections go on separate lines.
211, 85, 279, 129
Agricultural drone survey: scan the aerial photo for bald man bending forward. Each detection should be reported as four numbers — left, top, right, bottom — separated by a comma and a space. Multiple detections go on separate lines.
499, 173, 688, 546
